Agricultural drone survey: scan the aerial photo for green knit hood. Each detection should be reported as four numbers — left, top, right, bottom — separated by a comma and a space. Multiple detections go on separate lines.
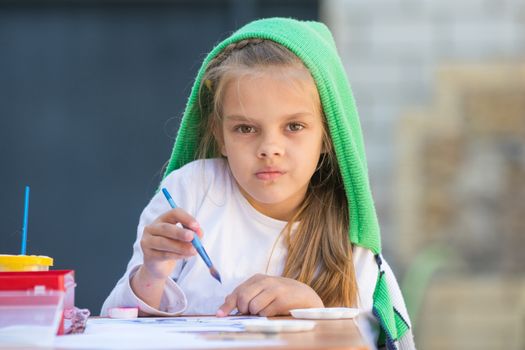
164, 17, 381, 255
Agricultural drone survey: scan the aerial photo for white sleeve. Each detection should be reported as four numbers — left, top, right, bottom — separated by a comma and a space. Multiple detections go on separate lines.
353, 246, 380, 350
353, 248, 415, 350
100, 171, 195, 316
382, 257, 416, 349
382, 258, 412, 328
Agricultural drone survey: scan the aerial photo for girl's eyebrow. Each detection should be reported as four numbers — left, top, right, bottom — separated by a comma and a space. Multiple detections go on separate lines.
224, 112, 315, 122
282, 112, 315, 121
224, 114, 252, 122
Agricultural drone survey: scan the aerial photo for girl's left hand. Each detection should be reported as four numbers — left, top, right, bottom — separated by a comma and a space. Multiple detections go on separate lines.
216, 274, 324, 317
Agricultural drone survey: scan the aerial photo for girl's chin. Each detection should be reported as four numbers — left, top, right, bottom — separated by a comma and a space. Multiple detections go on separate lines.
239, 183, 304, 207
244, 189, 290, 202
248, 196, 286, 206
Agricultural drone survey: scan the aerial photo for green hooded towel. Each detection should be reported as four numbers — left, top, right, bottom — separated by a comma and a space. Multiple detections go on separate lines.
164, 17, 414, 350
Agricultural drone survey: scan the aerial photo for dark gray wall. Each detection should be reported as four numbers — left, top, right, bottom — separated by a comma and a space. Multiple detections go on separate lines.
0, 0, 318, 314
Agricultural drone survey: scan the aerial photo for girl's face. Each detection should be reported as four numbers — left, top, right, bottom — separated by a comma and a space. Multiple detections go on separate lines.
219, 67, 324, 221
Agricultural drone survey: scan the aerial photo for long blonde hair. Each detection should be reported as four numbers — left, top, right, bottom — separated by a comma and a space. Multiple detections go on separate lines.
197, 39, 357, 307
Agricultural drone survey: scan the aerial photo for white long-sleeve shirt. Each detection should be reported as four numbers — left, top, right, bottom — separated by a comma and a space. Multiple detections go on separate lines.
101, 158, 401, 349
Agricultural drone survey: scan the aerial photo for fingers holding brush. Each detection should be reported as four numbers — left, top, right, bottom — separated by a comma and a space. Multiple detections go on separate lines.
141, 208, 202, 279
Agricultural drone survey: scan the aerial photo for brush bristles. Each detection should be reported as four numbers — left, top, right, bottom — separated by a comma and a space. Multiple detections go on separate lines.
209, 266, 222, 284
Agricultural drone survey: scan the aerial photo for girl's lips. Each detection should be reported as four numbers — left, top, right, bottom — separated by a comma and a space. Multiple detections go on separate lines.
255, 171, 284, 181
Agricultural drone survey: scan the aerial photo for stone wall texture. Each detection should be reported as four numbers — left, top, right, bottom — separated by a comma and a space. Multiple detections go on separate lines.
322, 1, 525, 348
321, 0, 525, 263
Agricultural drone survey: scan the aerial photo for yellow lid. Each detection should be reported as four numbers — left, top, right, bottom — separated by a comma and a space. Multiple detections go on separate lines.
0, 254, 54, 267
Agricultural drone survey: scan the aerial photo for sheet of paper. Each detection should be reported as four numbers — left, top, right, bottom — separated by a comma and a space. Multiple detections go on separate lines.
53, 316, 285, 349
85, 315, 259, 332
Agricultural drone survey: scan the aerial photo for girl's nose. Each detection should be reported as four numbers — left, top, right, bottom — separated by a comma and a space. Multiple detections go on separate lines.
257, 137, 284, 158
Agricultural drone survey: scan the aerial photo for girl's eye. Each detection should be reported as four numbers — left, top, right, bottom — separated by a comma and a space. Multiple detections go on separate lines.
235, 125, 256, 134
287, 123, 304, 132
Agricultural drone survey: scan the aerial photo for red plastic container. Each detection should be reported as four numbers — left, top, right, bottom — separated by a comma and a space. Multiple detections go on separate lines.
0, 270, 75, 335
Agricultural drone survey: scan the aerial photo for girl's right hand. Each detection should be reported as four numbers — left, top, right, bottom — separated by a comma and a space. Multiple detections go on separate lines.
140, 208, 202, 280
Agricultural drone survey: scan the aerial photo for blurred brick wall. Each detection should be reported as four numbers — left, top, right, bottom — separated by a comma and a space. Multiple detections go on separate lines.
418, 275, 525, 350
321, 0, 525, 267
395, 64, 525, 272
321, 2, 525, 348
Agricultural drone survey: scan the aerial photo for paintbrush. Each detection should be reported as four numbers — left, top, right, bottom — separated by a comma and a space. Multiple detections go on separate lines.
161, 188, 222, 283
21, 185, 30, 255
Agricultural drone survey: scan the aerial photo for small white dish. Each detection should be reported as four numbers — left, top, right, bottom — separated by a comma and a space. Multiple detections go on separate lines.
242, 320, 316, 333
290, 307, 359, 319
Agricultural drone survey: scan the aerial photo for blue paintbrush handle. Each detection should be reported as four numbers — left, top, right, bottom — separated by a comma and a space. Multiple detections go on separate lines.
161, 188, 214, 268
191, 233, 212, 268
21, 185, 30, 255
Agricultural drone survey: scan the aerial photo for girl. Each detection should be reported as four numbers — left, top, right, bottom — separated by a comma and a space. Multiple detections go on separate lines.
102, 18, 415, 350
